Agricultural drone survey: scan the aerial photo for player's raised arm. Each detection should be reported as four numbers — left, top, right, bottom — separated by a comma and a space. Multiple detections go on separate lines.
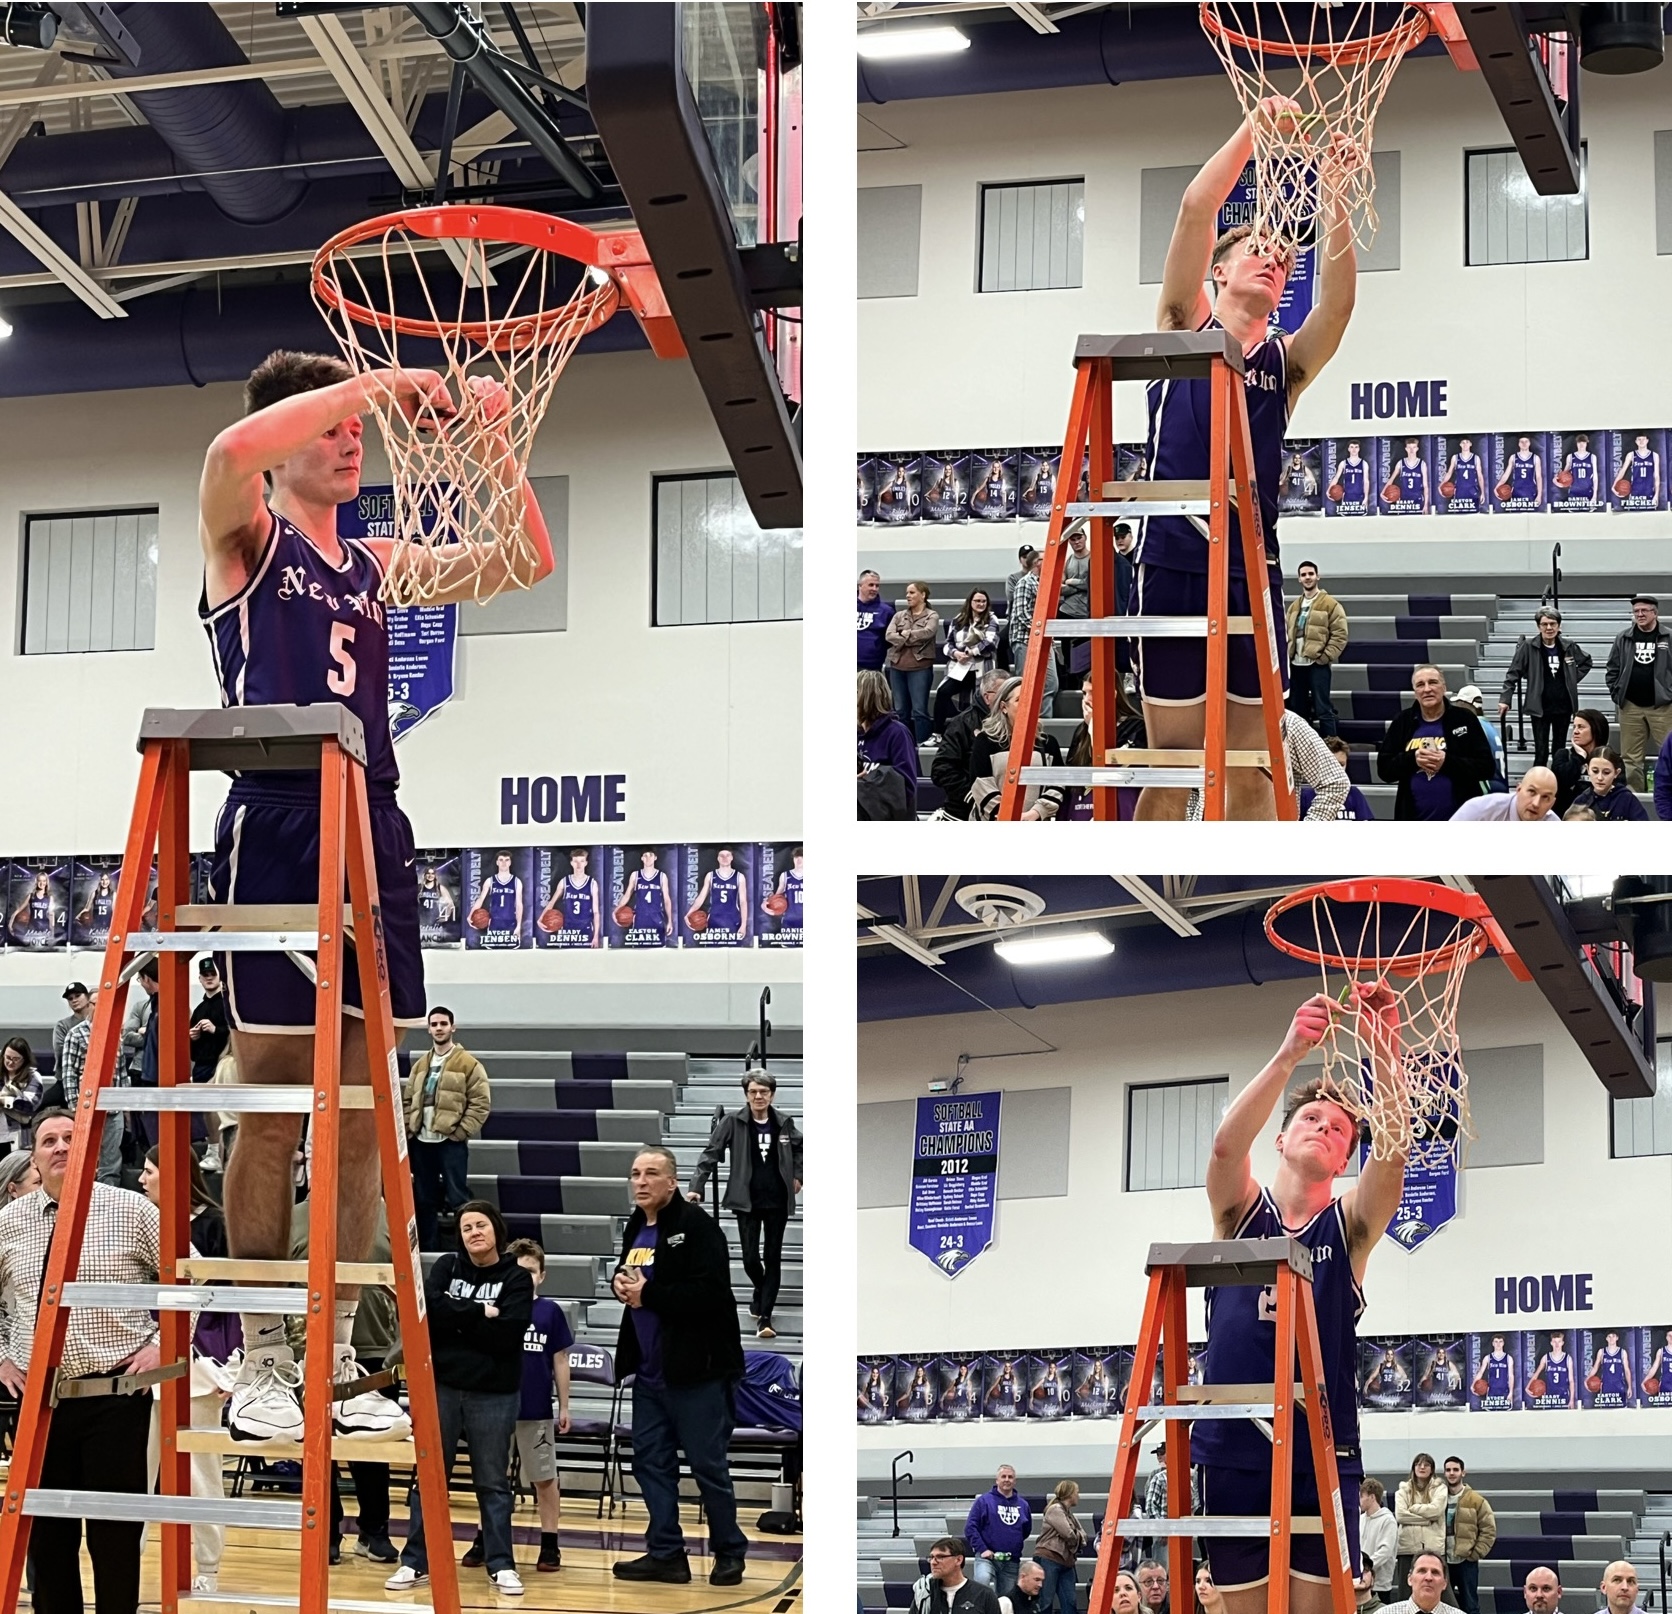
1205, 994, 1335, 1232
1287, 139, 1358, 403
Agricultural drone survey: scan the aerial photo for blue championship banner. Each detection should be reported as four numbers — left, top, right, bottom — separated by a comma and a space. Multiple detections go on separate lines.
909, 1091, 1001, 1279
1362, 1135, 1457, 1252
338, 485, 457, 741
1218, 162, 1316, 328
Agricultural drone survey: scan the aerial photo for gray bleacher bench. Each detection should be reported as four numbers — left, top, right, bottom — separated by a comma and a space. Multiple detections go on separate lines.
533, 1214, 618, 1256
596, 1110, 664, 1145
556, 1176, 632, 1216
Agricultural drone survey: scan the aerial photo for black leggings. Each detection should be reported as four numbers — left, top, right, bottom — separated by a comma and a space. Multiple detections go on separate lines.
735, 1209, 790, 1322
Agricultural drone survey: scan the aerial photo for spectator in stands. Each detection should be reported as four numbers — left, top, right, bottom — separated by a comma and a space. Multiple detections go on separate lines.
916, 1537, 1003, 1614
1450, 768, 1559, 821
965, 677, 1066, 821
1498, 609, 1591, 771
1359, 1477, 1398, 1612
120, 973, 151, 1145
858, 671, 919, 817
1522, 1568, 1562, 1614
1563, 805, 1597, 821
935, 590, 1001, 733
1453, 688, 1505, 789
1440, 1457, 1494, 1614
1394, 1454, 1445, 1593
0, 1152, 38, 1202
1600, 1564, 1644, 1614
1554, 709, 1608, 814
1007, 545, 1038, 612
1064, 676, 1146, 820
188, 956, 229, 1087
386, 1200, 533, 1597
1137, 1559, 1170, 1614
1385, 1551, 1463, 1614
1648, 726, 1672, 822
687, 1067, 801, 1340
1004, 1560, 1049, 1614
56, 1013, 124, 1185
609, 1147, 748, 1588
1572, 748, 1648, 820
53, 982, 91, 1075
1310, 737, 1375, 820
1377, 666, 1494, 820
934, 671, 1006, 818
403, 1007, 491, 1252
885, 581, 940, 745
1009, 549, 1060, 704
1285, 561, 1348, 737
128, 958, 161, 1154
1057, 527, 1092, 686
1195, 1564, 1226, 1614
0, 1039, 43, 1160
965, 1465, 1032, 1597
1032, 1480, 1085, 1614
1141, 1440, 1199, 1554
858, 571, 895, 671
1605, 594, 1672, 789
1115, 523, 1137, 616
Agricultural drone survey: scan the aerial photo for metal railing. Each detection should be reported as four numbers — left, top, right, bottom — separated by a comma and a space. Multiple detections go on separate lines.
891, 1450, 914, 1538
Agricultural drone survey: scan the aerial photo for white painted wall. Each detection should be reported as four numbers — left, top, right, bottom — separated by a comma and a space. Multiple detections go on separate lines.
0, 350, 801, 1027
858, 56, 1672, 580
857, 964, 1672, 1474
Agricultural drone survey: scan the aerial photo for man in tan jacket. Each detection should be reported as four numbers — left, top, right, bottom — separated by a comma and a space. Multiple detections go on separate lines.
1440, 1457, 1496, 1614
1285, 560, 1350, 738
403, 1006, 491, 1249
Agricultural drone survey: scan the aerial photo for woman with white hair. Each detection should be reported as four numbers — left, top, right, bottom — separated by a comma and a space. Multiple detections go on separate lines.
963, 676, 1066, 820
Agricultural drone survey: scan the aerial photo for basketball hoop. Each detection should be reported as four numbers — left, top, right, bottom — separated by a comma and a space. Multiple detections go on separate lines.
312, 206, 676, 606
1199, 3, 1435, 256
1264, 879, 1521, 1168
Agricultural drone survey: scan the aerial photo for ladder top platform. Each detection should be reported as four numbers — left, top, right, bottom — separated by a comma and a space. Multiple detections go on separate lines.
138, 704, 367, 770
1146, 1236, 1314, 1285
1073, 330, 1246, 379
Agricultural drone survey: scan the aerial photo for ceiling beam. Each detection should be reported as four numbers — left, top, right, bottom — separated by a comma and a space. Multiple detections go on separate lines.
1111, 876, 1201, 938
0, 189, 125, 317
0, 56, 328, 109
1007, 1, 1060, 32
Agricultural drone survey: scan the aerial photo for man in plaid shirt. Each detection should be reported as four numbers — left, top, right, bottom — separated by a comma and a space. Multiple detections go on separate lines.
0, 1110, 162, 1613
56, 1014, 127, 1187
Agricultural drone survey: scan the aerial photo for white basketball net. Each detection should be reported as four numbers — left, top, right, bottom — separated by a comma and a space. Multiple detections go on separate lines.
1200, 2, 1431, 256
1287, 890, 1482, 1169
315, 223, 619, 606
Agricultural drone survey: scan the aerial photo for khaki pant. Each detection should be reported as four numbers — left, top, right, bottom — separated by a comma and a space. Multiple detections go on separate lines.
1616, 700, 1672, 790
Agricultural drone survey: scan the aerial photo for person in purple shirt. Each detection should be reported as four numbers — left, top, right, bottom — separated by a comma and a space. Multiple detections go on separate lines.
964, 1465, 1033, 1597
1376, 666, 1495, 820
1571, 749, 1649, 820
858, 670, 919, 810
858, 570, 895, 670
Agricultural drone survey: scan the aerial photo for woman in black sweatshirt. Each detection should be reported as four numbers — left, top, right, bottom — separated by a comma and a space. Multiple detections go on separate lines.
386, 1199, 534, 1596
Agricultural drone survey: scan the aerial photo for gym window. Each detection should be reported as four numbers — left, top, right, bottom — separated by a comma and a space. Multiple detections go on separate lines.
1125, 1077, 1228, 1192
1611, 1040, 1672, 1159
19, 508, 158, 655
1466, 144, 1587, 266
978, 178, 1085, 293
652, 472, 802, 627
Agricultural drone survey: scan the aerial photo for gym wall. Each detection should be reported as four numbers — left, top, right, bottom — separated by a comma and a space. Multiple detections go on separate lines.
858, 53, 1672, 582
858, 966, 1672, 1475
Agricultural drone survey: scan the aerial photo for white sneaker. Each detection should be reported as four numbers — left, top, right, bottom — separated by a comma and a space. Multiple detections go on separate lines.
228, 1347, 304, 1442
192, 1573, 218, 1593
199, 1147, 221, 1173
332, 1346, 412, 1439
491, 1570, 525, 1596
385, 1565, 427, 1590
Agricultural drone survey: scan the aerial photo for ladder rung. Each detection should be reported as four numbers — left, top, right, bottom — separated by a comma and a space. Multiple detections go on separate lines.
1131, 1516, 1325, 1537
1017, 765, 1204, 789
23, 1488, 301, 1529
176, 904, 351, 933
61, 1283, 306, 1314
126, 930, 319, 952
1099, 479, 1230, 502
180, 1258, 396, 1285
1104, 749, 1271, 769
1178, 1383, 1303, 1403
1039, 616, 1256, 638
99, 1087, 376, 1112
1066, 499, 1212, 518
177, 1428, 417, 1465
1135, 1402, 1276, 1420
183, 1596, 420, 1613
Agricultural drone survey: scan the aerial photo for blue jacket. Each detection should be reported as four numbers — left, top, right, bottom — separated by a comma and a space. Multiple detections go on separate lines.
1575, 783, 1649, 821
964, 1486, 1032, 1557
858, 597, 896, 670
1655, 730, 1672, 820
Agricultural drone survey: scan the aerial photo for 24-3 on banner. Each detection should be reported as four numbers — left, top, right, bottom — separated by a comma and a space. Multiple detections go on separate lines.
909, 1091, 1001, 1279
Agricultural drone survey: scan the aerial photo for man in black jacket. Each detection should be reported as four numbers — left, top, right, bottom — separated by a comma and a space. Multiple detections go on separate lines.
688, 1069, 801, 1340
612, 1147, 748, 1588
933, 670, 1005, 817
1377, 664, 1495, 820
1496, 609, 1592, 771
1604, 594, 1672, 789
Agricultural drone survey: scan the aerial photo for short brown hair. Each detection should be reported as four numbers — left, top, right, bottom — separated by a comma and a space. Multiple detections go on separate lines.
1360, 1477, 1385, 1505
1212, 224, 1254, 267
245, 350, 351, 416
1280, 1076, 1354, 1134
507, 1238, 546, 1273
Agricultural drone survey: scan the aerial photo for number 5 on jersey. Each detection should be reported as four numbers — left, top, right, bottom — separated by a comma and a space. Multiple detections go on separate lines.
328, 622, 357, 697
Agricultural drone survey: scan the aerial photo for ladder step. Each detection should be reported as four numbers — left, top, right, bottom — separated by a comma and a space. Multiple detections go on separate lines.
1135, 1402, 1276, 1420
1066, 499, 1212, 517
126, 930, 320, 952
176, 904, 351, 933
1104, 749, 1271, 769
1039, 616, 1255, 638
181, 1258, 395, 1285
1131, 1516, 1325, 1537
177, 1428, 417, 1465
23, 1488, 301, 1529
99, 1087, 376, 1112
1099, 479, 1231, 502
61, 1283, 307, 1314
1178, 1383, 1303, 1403
1018, 765, 1205, 789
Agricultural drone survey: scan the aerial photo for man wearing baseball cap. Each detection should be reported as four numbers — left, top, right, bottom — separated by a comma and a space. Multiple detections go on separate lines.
1605, 595, 1672, 789
53, 983, 91, 1077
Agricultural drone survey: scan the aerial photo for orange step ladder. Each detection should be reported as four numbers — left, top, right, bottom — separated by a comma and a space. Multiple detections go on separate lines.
998, 331, 1294, 821
1087, 1238, 1354, 1614
0, 705, 461, 1614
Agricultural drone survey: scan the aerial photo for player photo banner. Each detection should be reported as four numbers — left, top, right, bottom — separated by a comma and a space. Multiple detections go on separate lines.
1636, 1327, 1672, 1406
1467, 1329, 1521, 1410
681, 844, 756, 949
1073, 1349, 1129, 1420
1434, 434, 1490, 514
857, 456, 876, 524
1115, 443, 1148, 483
1580, 1327, 1637, 1408
1611, 430, 1665, 510
980, 1353, 1028, 1421
909, 1090, 1001, 1279
938, 1354, 984, 1422
1277, 441, 1323, 515
969, 451, 1018, 522
415, 851, 463, 949
856, 1357, 893, 1424
920, 453, 969, 524
1323, 438, 1373, 516
1357, 1337, 1415, 1411
534, 845, 607, 950
1378, 435, 1433, 516
1413, 1337, 1467, 1409
609, 844, 679, 949
756, 843, 803, 949
872, 454, 919, 523
893, 1354, 941, 1424
1027, 1351, 1075, 1420
1550, 431, 1607, 512
5, 859, 68, 951
69, 857, 122, 951
1492, 432, 1549, 513
463, 847, 534, 952
1522, 1327, 1580, 1409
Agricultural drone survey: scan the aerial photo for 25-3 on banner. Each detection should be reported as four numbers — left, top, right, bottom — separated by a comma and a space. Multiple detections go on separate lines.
909, 1091, 1001, 1279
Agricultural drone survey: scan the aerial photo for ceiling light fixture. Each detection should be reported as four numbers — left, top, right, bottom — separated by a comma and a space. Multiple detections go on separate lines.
994, 931, 1113, 966
0, 312, 14, 340
857, 26, 971, 61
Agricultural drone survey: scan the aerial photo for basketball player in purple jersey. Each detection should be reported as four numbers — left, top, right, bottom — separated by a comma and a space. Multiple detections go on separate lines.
1531, 1331, 1576, 1407
689, 848, 747, 941
539, 848, 601, 948
1589, 1331, 1632, 1402
622, 849, 674, 944
1197, 984, 1405, 1614
768, 846, 804, 933
470, 850, 524, 949
9, 871, 58, 946
1563, 435, 1598, 506
1505, 435, 1543, 505
1334, 443, 1368, 512
1443, 438, 1483, 508
1141, 96, 1359, 818
198, 351, 554, 1441
1395, 439, 1429, 511
1625, 434, 1660, 504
